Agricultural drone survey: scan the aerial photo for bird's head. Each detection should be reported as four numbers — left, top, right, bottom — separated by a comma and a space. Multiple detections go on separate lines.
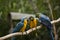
21, 17, 28, 23
29, 16, 34, 21
35, 13, 40, 18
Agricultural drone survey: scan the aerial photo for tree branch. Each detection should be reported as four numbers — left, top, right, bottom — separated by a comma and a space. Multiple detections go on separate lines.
0, 18, 60, 40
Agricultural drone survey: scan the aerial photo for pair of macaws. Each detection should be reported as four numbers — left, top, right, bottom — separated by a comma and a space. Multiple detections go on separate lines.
12, 13, 54, 40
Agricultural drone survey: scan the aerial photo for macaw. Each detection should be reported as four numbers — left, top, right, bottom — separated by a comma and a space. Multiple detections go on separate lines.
35, 13, 54, 40
12, 17, 28, 40
29, 16, 37, 28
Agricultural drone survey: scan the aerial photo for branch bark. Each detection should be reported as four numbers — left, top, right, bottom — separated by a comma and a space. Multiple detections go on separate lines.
0, 18, 60, 40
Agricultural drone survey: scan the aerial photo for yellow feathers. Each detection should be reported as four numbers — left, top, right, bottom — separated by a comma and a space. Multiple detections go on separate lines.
30, 18, 37, 28
20, 19, 27, 32
20, 18, 38, 32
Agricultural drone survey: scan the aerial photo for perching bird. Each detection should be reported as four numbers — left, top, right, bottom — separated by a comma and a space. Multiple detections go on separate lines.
35, 13, 54, 40
29, 16, 37, 28
12, 17, 28, 33
12, 17, 28, 40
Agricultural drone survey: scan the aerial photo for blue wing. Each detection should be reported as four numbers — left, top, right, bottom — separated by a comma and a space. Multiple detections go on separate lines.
39, 13, 52, 29
12, 18, 26, 40
12, 17, 26, 33
12, 22, 24, 33
39, 14, 54, 40
40, 13, 50, 21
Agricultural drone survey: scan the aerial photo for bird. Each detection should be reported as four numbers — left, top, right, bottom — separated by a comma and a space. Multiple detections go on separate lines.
29, 16, 37, 28
35, 13, 54, 40
12, 17, 28, 40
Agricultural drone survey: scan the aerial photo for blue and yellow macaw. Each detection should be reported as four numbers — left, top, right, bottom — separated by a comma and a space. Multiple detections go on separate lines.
29, 16, 37, 28
35, 13, 54, 40
12, 17, 28, 40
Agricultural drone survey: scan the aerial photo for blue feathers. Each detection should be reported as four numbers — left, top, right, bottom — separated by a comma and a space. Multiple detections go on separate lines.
12, 17, 26, 40
39, 13, 52, 30
12, 17, 26, 33
12, 22, 24, 33
39, 13, 54, 40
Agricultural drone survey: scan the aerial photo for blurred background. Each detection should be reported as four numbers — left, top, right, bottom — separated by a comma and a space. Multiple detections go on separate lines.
0, 0, 60, 40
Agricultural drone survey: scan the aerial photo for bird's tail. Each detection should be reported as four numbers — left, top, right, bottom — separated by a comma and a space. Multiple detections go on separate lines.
47, 24, 54, 40
48, 29, 54, 40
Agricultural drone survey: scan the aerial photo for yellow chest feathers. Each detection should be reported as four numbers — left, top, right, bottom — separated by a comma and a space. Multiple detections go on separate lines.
20, 19, 27, 32
30, 18, 37, 28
